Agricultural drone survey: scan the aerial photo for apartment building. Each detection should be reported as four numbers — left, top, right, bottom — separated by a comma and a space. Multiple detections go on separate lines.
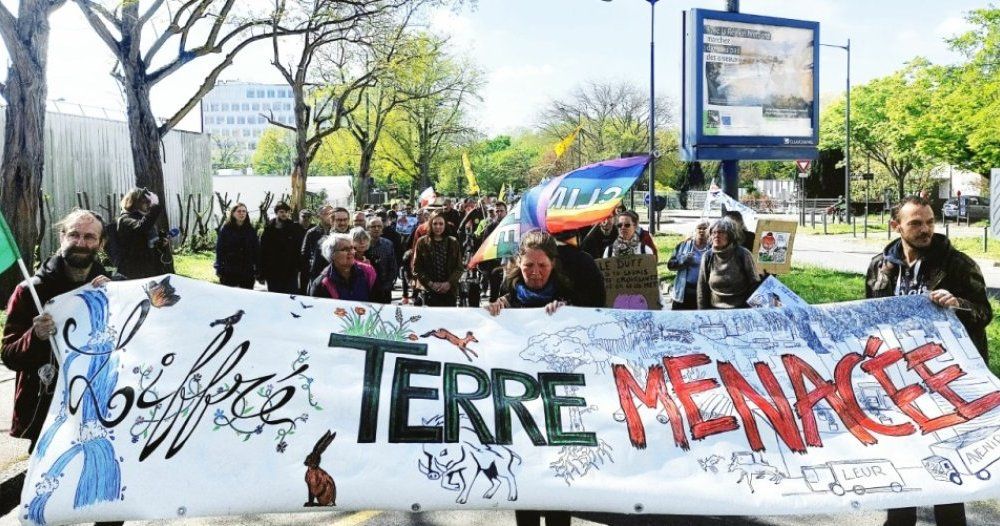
202, 81, 296, 163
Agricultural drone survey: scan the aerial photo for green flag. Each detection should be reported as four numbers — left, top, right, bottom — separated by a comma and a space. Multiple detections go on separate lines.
0, 212, 21, 273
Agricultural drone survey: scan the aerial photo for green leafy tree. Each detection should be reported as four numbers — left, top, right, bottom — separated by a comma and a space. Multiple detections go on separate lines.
251, 128, 294, 176
820, 62, 931, 200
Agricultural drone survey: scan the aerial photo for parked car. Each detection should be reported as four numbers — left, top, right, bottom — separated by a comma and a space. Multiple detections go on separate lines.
942, 196, 990, 221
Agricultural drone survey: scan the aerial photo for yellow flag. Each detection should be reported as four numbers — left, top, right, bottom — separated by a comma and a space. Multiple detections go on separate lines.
498, 183, 507, 202
462, 152, 480, 195
553, 126, 581, 159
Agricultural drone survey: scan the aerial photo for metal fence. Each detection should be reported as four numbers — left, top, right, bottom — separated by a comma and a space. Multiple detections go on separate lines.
0, 110, 211, 258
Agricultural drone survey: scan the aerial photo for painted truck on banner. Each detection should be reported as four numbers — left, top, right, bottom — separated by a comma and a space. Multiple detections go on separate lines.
924, 426, 1000, 485
801, 459, 904, 496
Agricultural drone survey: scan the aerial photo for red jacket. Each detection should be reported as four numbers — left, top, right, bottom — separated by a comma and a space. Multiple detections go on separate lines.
1, 255, 107, 442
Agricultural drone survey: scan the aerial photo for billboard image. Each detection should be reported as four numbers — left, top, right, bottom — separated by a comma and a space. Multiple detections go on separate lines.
682, 10, 820, 161
702, 20, 815, 137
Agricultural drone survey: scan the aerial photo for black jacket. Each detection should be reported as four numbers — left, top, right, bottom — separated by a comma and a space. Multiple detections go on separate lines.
582, 225, 618, 260
866, 233, 992, 358
116, 206, 165, 279
260, 219, 305, 280
301, 225, 330, 282
215, 222, 260, 279
557, 244, 606, 307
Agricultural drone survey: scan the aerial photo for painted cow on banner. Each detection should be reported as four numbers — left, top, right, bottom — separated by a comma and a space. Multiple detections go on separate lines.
417, 415, 522, 504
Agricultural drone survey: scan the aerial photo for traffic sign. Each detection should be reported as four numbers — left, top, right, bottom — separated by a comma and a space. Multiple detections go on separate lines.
795, 159, 812, 173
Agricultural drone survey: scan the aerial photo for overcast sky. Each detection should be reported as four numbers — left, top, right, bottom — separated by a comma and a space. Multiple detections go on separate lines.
2, 0, 983, 135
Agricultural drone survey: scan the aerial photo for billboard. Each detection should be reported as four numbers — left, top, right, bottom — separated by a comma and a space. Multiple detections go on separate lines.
682, 9, 820, 161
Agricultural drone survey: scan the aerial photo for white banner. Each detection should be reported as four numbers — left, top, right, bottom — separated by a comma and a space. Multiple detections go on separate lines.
18, 276, 1000, 524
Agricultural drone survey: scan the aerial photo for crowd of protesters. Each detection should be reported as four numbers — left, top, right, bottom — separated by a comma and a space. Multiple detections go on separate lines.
1, 186, 991, 526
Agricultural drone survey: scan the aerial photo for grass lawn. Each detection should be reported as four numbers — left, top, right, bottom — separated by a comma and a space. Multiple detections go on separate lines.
800, 214, 890, 235
173, 251, 218, 283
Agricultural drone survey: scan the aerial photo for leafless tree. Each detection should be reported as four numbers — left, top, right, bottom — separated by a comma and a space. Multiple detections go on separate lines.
0, 0, 68, 298
72, 0, 309, 228
537, 80, 674, 167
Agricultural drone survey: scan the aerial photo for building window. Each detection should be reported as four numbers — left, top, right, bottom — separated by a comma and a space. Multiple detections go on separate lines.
226, 116, 234, 124
248, 142, 257, 150
262, 102, 270, 110
243, 129, 251, 137
252, 103, 259, 111
246, 89, 255, 98
257, 90, 264, 98
241, 103, 249, 111
221, 103, 230, 111
283, 103, 291, 111
237, 116, 246, 124
210, 103, 219, 111
267, 90, 275, 98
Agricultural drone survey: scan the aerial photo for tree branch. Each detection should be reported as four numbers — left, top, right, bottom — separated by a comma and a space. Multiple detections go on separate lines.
73, 0, 124, 55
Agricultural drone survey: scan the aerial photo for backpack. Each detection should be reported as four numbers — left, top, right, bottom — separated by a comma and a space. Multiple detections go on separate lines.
104, 217, 122, 268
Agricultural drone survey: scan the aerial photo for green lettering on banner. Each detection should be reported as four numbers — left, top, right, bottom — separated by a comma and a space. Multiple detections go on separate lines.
540, 373, 597, 446
329, 333, 428, 443
390, 358, 442, 443
492, 369, 547, 445
444, 363, 495, 444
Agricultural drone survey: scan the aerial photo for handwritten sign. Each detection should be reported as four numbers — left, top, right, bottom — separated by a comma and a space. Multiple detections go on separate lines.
595, 254, 660, 310
19, 276, 1000, 524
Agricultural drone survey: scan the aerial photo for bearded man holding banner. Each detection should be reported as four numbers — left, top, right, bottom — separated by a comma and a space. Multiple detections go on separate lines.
867, 195, 992, 526
2, 210, 111, 451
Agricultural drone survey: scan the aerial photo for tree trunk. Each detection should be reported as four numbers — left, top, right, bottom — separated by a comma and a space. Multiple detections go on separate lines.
354, 146, 375, 208
121, 61, 169, 230
0, 2, 55, 301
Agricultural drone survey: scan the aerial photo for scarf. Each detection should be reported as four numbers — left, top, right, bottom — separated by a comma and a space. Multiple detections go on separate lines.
612, 233, 641, 256
514, 281, 556, 307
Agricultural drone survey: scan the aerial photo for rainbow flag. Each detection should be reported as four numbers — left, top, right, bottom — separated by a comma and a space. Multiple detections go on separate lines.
468, 155, 649, 267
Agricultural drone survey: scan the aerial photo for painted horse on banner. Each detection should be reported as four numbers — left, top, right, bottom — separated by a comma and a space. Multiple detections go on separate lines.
417, 415, 522, 504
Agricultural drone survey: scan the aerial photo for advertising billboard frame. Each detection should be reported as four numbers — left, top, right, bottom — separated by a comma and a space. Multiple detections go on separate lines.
681, 9, 820, 161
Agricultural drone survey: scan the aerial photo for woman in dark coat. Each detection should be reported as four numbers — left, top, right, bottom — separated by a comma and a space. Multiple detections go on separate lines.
115, 187, 168, 279
413, 210, 462, 307
214, 203, 260, 289
697, 217, 761, 309
485, 229, 576, 526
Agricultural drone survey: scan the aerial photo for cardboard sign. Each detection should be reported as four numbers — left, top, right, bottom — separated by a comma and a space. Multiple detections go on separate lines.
595, 254, 660, 310
20, 277, 1000, 524
752, 219, 798, 274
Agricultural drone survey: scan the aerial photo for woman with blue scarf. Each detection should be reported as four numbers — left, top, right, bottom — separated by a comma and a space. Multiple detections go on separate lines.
485, 229, 577, 525
486, 230, 581, 317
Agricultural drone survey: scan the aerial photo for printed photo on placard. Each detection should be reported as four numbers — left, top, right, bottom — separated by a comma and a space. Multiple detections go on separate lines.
752, 219, 797, 274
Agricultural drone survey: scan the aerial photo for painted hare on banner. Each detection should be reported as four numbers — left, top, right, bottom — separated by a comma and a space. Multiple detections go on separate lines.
304, 430, 337, 506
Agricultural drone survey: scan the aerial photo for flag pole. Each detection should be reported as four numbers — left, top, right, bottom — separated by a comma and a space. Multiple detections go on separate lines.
15, 258, 44, 317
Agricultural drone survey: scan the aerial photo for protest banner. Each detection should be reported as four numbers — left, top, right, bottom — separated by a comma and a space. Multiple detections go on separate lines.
594, 254, 660, 310
19, 276, 1000, 525
747, 276, 809, 309
752, 219, 798, 274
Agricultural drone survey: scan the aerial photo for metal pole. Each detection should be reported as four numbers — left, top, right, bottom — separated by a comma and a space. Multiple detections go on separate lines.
721, 0, 740, 201
647, 0, 657, 234
845, 40, 852, 226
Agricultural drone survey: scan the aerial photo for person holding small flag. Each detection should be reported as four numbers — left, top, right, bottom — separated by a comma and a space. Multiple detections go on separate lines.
2, 210, 110, 451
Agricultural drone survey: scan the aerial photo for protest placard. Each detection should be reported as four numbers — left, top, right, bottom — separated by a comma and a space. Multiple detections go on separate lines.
594, 254, 660, 310
752, 219, 798, 274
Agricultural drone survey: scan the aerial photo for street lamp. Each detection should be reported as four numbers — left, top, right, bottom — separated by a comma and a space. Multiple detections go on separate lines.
820, 40, 851, 225
602, 0, 658, 234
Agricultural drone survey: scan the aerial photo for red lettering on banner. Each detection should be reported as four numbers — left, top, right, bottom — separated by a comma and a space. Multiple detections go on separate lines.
782, 354, 876, 447
833, 352, 915, 438
612, 364, 688, 450
664, 354, 738, 441
717, 361, 806, 453
906, 342, 1000, 431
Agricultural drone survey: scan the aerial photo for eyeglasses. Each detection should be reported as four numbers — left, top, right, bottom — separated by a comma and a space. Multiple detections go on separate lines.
617, 223, 634, 228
